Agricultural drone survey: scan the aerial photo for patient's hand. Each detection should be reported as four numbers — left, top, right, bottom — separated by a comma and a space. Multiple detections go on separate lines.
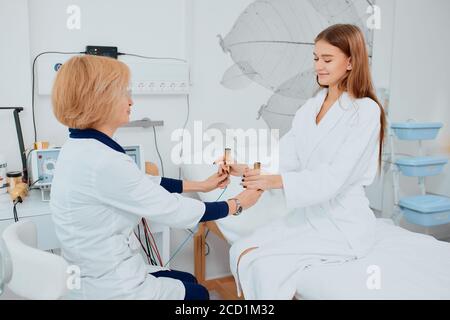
201, 172, 230, 192
227, 163, 250, 177
235, 189, 264, 210
241, 170, 283, 191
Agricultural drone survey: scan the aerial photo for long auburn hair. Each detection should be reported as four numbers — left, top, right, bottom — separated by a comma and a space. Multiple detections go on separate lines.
315, 24, 386, 171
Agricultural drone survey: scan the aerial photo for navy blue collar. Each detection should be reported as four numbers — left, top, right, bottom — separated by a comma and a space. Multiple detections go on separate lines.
69, 128, 125, 154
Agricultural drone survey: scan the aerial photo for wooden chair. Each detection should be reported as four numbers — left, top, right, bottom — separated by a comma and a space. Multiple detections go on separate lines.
194, 221, 242, 300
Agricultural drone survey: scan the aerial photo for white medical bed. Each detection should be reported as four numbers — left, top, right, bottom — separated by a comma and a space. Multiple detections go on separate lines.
183, 162, 450, 300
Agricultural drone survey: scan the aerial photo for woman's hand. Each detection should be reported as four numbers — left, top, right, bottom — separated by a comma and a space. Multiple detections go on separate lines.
241, 169, 283, 191
214, 156, 249, 177
221, 163, 249, 177
201, 172, 230, 192
227, 189, 264, 214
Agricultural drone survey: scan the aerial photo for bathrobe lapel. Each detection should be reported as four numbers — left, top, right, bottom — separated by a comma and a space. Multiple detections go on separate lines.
301, 89, 351, 167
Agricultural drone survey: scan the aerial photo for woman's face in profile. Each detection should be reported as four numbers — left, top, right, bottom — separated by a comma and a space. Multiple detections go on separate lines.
112, 87, 133, 127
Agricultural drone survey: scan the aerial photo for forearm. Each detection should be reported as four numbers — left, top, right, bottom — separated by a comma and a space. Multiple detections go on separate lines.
200, 200, 237, 222
182, 180, 206, 193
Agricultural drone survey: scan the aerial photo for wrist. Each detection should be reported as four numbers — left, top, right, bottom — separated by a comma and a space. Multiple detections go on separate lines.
272, 175, 283, 189
226, 199, 237, 215
198, 181, 208, 193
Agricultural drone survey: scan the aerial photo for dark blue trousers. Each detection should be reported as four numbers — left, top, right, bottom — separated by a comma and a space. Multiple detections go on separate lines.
151, 270, 210, 300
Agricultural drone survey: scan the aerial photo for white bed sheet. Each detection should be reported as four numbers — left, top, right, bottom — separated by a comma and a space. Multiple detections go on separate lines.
294, 219, 450, 300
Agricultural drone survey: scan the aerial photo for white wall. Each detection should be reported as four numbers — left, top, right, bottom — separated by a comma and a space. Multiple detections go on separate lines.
0, 0, 32, 172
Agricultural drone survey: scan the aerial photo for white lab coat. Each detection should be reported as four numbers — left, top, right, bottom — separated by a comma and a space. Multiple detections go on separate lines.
229, 89, 381, 299
50, 138, 206, 299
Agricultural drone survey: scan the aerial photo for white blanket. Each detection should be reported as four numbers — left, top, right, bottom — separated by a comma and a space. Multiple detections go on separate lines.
295, 219, 450, 300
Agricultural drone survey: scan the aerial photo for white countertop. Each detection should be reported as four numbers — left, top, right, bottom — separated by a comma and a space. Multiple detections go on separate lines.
0, 189, 52, 221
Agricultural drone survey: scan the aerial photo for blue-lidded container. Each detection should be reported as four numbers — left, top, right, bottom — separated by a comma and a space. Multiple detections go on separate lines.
395, 156, 448, 177
399, 195, 450, 227
391, 122, 443, 140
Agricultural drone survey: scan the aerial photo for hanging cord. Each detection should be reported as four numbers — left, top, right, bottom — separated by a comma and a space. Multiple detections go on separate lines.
149, 87, 190, 179
12, 197, 23, 222
143, 219, 163, 266
144, 223, 158, 265
134, 219, 164, 266
117, 52, 187, 63
164, 186, 228, 267
136, 224, 149, 264
134, 229, 153, 265
32, 51, 86, 143
152, 126, 165, 177
204, 187, 228, 252
135, 223, 158, 265
179, 94, 191, 179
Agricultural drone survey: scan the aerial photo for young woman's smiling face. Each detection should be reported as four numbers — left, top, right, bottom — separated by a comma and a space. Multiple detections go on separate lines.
314, 39, 352, 87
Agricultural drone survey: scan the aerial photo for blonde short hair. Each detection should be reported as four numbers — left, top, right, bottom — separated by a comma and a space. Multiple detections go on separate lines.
52, 55, 130, 129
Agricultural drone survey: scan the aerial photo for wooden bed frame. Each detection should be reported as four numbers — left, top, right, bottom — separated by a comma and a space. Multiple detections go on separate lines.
194, 221, 242, 300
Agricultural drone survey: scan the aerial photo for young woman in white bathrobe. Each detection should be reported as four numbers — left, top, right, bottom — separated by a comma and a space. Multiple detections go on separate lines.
50, 55, 262, 300
227, 24, 387, 299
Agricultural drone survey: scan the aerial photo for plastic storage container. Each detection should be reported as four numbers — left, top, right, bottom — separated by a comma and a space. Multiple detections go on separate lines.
399, 195, 450, 227
395, 156, 448, 177
391, 122, 443, 140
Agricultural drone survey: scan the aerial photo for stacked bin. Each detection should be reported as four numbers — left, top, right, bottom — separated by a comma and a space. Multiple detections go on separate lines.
391, 122, 450, 227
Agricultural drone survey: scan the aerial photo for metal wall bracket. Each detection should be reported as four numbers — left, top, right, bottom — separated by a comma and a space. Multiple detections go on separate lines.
121, 117, 164, 129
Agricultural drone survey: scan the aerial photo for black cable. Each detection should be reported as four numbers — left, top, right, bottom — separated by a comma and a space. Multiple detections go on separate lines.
13, 198, 22, 222
147, 232, 157, 266
152, 126, 165, 177
25, 149, 34, 184
205, 241, 210, 256
29, 178, 42, 188
31, 51, 86, 143
118, 52, 187, 63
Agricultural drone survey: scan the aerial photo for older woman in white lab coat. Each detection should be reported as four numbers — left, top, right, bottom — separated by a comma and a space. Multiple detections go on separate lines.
227, 24, 387, 299
50, 55, 262, 300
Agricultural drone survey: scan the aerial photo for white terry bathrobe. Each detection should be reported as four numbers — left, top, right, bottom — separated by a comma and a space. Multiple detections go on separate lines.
229, 88, 381, 299
50, 138, 206, 300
